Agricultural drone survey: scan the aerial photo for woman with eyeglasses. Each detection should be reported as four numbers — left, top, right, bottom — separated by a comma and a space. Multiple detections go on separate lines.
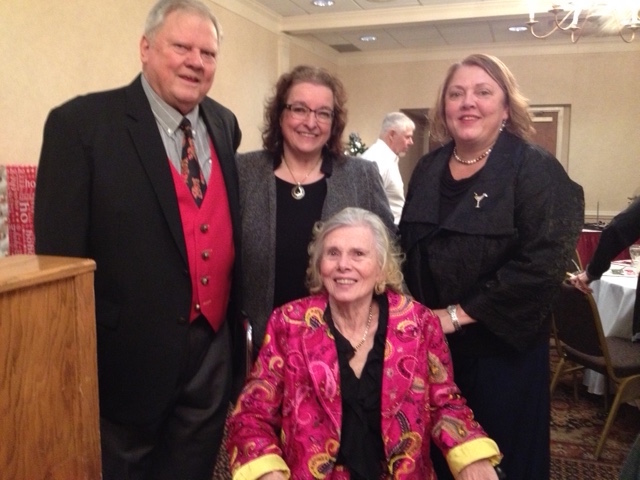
237, 65, 394, 356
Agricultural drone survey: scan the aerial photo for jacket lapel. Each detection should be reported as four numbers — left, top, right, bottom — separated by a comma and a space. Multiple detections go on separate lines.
298, 293, 424, 443
201, 103, 239, 207
380, 292, 422, 435
124, 77, 188, 265
403, 132, 520, 237
301, 298, 343, 434
444, 133, 520, 236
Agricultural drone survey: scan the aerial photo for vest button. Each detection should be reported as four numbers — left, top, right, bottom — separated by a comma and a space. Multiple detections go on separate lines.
201, 250, 210, 260
200, 223, 210, 233
200, 276, 209, 285
194, 303, 201, 312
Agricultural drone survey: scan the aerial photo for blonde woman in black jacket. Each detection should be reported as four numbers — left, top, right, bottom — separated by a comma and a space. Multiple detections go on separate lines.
400, 53, 584, 480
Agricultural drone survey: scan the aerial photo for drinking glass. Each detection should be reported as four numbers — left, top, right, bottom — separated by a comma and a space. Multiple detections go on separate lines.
629, 244, 640, 269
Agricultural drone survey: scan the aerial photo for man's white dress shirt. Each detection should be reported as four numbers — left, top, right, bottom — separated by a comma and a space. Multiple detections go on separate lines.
361, 138, 405, 225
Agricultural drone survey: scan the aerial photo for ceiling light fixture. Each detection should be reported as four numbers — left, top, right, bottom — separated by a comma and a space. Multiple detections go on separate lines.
359, 35, 377, 42
527, 2, 640, 43
312, 0, 334, 7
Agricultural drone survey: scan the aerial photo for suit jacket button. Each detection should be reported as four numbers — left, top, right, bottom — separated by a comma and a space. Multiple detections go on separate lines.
200, 223, 209, 233
178, 316, 188, 324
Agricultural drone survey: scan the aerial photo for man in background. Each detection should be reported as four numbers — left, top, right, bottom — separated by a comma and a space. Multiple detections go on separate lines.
361, 112, 415, 225
34, 1, 244, 478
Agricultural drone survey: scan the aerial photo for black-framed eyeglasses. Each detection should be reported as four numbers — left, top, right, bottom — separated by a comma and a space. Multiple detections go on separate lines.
284, 103, 334, 124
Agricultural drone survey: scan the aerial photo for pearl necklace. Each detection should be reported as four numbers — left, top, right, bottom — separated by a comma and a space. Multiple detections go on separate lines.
453, 147, 492, 165
282, 155, 322, 200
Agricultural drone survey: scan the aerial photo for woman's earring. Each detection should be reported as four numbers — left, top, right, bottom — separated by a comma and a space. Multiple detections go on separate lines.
499, 120, 506, 132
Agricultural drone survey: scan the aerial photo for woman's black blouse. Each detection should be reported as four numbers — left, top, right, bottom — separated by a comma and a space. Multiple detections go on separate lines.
273, 176, 326, 308
326, 294, 388, 480
439, 163, 482, 222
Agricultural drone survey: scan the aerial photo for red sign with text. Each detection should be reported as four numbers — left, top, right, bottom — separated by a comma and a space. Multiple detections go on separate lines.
6, 166, 37, 255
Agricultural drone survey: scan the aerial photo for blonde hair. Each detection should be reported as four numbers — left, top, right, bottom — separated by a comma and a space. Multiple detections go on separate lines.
430, 53, 535, 144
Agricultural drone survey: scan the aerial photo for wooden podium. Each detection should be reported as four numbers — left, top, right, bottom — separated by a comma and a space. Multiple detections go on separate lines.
0, 255, 101, 479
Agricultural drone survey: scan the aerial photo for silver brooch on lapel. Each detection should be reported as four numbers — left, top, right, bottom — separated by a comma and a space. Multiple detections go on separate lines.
473, 192, 488, 209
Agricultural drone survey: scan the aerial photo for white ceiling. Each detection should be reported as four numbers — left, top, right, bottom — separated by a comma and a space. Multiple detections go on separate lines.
246, 0, 636, 53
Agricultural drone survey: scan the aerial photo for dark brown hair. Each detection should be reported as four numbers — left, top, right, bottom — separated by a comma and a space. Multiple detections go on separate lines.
262, 65, 348, 159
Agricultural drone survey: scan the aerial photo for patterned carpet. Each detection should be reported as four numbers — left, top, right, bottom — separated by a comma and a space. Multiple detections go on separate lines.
550, 372, 640, 480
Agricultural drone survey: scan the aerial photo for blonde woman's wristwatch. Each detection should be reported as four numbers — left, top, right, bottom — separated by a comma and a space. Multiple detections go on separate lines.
446, 305, 462, 332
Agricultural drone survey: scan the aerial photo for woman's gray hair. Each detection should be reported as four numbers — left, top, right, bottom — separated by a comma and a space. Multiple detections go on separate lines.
144, 0, 222, 41
306, 207, 404, 295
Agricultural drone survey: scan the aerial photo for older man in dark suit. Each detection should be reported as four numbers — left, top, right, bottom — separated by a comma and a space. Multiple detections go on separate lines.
34, 1, 243, 478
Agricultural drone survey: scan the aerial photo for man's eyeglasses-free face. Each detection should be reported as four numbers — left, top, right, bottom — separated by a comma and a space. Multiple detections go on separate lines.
284, 103, 334, 124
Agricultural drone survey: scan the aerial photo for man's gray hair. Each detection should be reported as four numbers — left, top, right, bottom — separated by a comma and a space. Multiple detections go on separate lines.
144, 0, 222, 41
380, 112, 415, 137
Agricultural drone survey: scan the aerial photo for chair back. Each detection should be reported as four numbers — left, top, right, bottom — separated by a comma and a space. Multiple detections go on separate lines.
552, 282, 640, 459
552, 282, 608, 360
571, 248, 583, 271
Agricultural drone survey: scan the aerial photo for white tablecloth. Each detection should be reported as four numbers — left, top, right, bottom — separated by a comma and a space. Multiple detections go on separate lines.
583, 267, 637, 395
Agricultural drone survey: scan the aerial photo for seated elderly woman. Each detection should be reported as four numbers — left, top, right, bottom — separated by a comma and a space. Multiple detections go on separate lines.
226, 207, 502, 480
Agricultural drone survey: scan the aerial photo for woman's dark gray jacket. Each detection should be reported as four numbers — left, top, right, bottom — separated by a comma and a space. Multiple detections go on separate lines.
236, 150, 395, 350
400, 131, 585, 353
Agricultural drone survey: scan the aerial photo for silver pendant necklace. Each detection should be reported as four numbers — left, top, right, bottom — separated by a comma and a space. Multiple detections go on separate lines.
282, 155, 322, 200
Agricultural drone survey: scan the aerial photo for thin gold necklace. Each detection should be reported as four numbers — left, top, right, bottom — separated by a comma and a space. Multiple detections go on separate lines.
334, 304, 373, 352
453, 146, 492, 165
282, 155, 322, 200
353, 304, 373, 351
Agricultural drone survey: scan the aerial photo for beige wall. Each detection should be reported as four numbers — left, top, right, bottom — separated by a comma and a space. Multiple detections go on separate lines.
3, 0, 639, 217
1, 0, 288, 167
339, 48, 640, 217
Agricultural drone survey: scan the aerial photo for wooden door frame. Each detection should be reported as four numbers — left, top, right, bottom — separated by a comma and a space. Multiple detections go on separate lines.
530, 105, 570, 171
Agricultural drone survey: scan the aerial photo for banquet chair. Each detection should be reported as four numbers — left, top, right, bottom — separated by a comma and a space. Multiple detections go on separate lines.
549, 249, 584, 394
550, 282, 640, 459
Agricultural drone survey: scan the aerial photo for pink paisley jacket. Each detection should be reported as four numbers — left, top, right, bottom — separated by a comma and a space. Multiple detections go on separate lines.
227, 290, 500, 480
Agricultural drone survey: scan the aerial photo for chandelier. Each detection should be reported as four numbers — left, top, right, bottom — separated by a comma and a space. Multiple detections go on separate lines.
527, 2, 640, 43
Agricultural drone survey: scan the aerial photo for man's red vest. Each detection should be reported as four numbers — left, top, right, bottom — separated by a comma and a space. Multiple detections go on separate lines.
169, 141, 234, 331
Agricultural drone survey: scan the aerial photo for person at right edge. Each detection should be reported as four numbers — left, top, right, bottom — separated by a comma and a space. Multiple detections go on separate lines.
570, 196, 640, 342
399, 53, 584, 480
